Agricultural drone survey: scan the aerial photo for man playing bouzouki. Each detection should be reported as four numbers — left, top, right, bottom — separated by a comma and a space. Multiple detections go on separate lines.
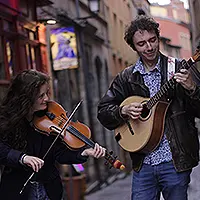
97, 15, 200, 200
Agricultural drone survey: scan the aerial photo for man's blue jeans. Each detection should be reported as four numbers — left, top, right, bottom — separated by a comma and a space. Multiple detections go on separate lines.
131, 161, 191, 200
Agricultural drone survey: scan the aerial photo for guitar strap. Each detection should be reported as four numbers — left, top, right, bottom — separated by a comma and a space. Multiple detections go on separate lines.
167, 56, 176, 81
165, 56, 176, 100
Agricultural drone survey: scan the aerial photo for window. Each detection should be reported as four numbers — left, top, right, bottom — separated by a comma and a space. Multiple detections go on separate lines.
163, 43, 169, 52
6, 40, 14, 77
31, 46, 36, 69
172, 9, 178, 20
0, 18, 15, 81
194, 0, 200, 34
3, 20, 13, 31
175, 49, 180, 58
25, 44, 31, 69
179, 32, 191, 51
0, 36, 6, 79
118, 58, 122, 70
113, 13, 117, 48
150, 7, 167, 17
95, 56, 102, 99
19, 0, 28, 16
0, 1, 43, 103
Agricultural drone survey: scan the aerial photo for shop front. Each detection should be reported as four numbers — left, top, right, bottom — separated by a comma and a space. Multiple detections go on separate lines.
0, 0, 51, 101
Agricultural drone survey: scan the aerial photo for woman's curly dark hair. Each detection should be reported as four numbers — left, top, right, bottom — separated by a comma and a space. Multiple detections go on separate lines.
0, 69, 50, 151
124, 15, 160, 51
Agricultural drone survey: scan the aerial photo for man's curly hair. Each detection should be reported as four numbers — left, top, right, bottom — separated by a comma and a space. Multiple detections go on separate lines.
124, 15, 160, 51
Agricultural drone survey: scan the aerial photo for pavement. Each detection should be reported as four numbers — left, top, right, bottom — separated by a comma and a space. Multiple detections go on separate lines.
85, 173, 132, 200
85, 163, 200, 200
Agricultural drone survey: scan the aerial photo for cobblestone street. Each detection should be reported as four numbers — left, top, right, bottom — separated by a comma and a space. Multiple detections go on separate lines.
85, 163, 200, 200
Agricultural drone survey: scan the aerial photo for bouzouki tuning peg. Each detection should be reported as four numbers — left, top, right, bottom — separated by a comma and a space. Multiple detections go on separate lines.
109, 151, 113, 155
104, 161, 108, 166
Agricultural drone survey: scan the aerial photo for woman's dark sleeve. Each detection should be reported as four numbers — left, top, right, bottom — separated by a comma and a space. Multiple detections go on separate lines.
53, 138, 88, 164
0, 141, 22, 167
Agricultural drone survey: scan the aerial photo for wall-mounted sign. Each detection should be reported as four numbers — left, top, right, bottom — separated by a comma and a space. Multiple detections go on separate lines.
50, 27, 78, 70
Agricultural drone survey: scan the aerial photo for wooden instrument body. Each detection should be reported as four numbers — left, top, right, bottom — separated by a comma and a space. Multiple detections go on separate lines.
33, 101, 91, 150
115, 96, 170, 153
33, 101, 125, 170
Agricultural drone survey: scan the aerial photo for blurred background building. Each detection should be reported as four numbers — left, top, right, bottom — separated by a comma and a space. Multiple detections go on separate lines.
0, 0, 199, 199
150, 0, 191, 59
188, 0, 200, 69
0, 0, 50, 101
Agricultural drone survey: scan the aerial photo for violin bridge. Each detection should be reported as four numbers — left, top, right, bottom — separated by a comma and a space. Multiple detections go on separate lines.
50, 126, 66, 139
50, 126, 61, 134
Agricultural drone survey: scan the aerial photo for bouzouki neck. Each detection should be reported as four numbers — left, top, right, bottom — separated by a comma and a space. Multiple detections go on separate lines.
147, 53, 199, 110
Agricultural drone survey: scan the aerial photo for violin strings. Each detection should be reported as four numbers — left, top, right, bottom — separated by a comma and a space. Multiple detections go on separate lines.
67, 126, 94, 147
47, 115, 93, 146
46, 114, 110, 156
67, 126, 114, 164
48, 115, 115, 166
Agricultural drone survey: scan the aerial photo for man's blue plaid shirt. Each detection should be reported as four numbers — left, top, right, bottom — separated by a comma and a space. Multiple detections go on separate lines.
133, 57, 172, 165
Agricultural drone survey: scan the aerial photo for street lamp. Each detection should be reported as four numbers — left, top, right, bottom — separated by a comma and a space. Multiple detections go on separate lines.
46, 19, 57, 25
76, 0, 100, 20
88, 0, 100, 13
38, 18, 57, 25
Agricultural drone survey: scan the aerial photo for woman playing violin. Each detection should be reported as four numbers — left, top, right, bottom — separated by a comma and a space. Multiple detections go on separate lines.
0, 69, 106, 200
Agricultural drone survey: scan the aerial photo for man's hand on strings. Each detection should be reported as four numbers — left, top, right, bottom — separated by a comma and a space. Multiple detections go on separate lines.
121, 102, 143, 120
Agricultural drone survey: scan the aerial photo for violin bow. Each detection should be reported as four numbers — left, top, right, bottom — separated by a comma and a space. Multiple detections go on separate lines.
20, 100, 83, 194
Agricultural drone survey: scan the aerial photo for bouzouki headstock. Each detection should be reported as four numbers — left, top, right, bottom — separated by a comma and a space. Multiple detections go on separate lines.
192, 42, 200, 63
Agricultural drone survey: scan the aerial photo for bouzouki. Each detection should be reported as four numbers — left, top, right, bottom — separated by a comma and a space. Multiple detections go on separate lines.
115, 47, 200, 153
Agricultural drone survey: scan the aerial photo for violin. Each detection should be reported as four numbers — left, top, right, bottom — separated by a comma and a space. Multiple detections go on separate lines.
32, 100, 125, 170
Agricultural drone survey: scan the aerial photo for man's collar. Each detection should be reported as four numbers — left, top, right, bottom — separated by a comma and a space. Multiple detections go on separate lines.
133, 56, 161, 74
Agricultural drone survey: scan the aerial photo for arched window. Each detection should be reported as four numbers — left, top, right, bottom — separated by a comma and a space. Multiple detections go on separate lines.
95, 56, 102, 99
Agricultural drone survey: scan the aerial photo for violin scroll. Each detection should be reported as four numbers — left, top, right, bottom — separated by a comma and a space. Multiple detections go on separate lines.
105, 151, 125, 170
113, 160, 125, 170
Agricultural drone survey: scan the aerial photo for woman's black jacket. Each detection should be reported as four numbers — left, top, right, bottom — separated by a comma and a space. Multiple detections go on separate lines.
0, 121, 88, 200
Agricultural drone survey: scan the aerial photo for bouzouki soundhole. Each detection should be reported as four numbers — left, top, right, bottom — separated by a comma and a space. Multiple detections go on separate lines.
140, 103, 151, 121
